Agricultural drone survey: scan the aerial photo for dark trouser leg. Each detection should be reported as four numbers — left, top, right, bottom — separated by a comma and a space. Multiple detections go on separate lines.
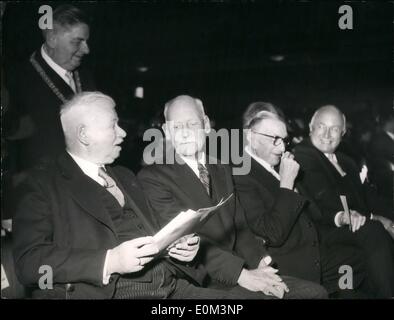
170, 277, 327, 299
280, 276, 328, 299
319, 242, 367, 298
320, 221, 394, 298
353, 221, 394, 297
169, 279, 274, 299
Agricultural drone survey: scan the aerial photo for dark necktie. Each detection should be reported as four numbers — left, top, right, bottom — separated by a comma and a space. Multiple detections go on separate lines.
197, 163, 211, 196
98, 167, 125, 207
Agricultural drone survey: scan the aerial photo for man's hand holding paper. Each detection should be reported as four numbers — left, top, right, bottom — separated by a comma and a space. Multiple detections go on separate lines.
153, 193, 234, 252
168, 234, 200, 262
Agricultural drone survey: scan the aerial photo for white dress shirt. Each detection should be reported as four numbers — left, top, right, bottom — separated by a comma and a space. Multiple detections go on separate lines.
41, 45, 76, 92
67, 151, 111, 284
245, 146, 281, 181
180, 152, 207, 178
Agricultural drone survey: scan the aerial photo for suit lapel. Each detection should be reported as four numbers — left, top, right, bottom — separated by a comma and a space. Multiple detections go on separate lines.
108, 167, 158, 235
58, 153, 117, 236
172, 161, 213, 208
35, 49, 76, 99
207, 163, 236, 231
250, 156, 280, 191
305, 139, 343, 185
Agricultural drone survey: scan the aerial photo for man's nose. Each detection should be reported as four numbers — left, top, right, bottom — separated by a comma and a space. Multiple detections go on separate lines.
117, 126, 127, 138
323, 128, 330, 138
278, 141, 286, 152
81, 42, 90, 54
181, 127, 190, 138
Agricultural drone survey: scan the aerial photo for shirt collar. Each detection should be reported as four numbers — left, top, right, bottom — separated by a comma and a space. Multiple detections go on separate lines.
67, 151, 105, 186
179, 152, 206, 177
41, 45, 69, 79
245, 146, 280, 180
386, 131, 394, 141
324, 152, 338, 162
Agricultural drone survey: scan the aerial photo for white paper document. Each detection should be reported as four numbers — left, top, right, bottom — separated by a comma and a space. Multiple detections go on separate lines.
339, 195, 352, 230
1, 264, 10, 291
153, 193, 234, 252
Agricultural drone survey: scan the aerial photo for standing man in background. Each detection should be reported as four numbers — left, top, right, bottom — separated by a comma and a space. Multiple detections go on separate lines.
6, 4, 94, 171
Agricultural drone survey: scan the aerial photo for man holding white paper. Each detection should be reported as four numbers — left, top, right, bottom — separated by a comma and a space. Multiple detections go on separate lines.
139, 95, 327, 299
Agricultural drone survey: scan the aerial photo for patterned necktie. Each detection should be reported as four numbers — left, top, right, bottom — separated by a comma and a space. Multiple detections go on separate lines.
326, 153, 346, 177
197, 163, 211, 196
98, 167, 125, 207
65, 71, 76, 92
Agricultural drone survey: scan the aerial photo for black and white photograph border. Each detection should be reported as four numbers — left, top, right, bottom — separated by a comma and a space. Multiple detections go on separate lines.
1, 0, 393, 309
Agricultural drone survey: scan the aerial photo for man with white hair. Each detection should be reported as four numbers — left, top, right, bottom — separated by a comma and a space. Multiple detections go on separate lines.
13, 92, 266, 299
294, 105, 394, 298
139, 95, 328, 299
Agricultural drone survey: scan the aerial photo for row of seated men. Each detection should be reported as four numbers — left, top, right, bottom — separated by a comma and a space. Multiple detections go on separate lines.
2, 5, 393, 299
9, 91, 394, 299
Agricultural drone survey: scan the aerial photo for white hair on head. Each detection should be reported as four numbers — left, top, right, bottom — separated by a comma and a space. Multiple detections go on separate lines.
60, 91, 115, 148
309, 105, 346, 133
163, 95, 205, 121
246, 110, 285, 130
243, 101, 285, 128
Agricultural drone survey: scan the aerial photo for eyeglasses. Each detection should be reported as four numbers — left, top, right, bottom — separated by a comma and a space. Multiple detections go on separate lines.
169, 120, 203, 131
252, 130, 290, 146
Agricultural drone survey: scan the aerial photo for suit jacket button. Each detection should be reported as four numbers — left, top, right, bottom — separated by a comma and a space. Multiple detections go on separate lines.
314, 259, 320, 266
66, 283, 75, 292
312, 240, 318, 247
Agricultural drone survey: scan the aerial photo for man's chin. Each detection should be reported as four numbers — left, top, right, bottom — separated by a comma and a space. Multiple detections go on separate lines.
175, 146, 198, 157
271, 157, 281, 167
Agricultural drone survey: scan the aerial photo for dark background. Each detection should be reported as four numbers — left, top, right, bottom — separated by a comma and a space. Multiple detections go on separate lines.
2, 0, 393, 171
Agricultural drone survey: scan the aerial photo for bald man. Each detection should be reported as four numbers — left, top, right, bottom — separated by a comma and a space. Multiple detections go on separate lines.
294, 105, 394, 298
138, 95, 328, 299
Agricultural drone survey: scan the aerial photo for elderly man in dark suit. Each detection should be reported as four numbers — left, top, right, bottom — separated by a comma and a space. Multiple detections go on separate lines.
6, 4, 95, 171
138, 95, 328, 299
294, 105, 394, 298
13, 91, 279, 299
233, 105, 366, 297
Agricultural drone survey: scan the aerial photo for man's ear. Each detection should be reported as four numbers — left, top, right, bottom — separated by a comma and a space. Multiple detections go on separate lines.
162, 123, 171, 140
245, 128, 252, 146
308, 121, 313, 135
77, 125, 89, 146
203, 115, 211, 134
45, 29, 58, 49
